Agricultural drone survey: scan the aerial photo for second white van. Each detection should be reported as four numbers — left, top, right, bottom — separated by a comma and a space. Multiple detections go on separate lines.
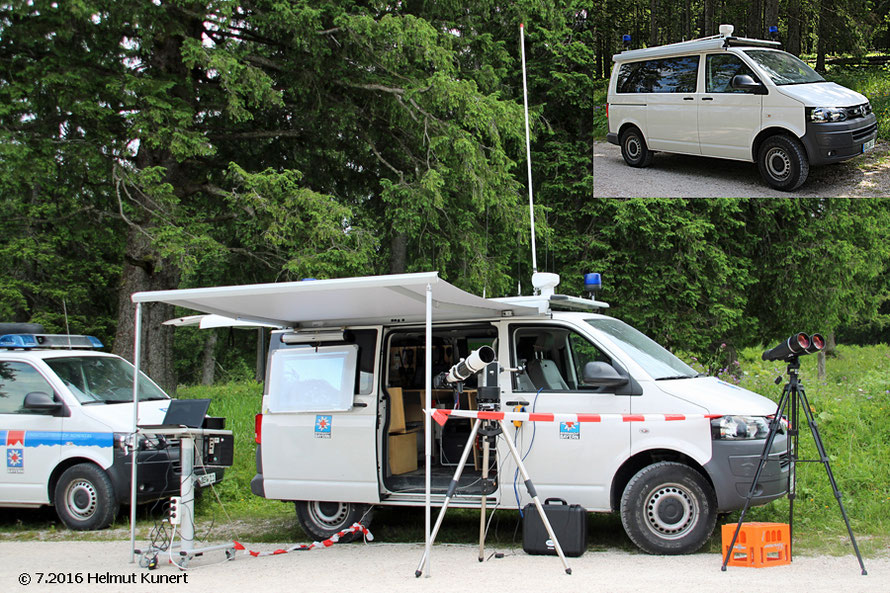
606, 25, 878, 191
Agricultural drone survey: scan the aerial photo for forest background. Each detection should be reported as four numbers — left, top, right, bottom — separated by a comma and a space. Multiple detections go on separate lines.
1, 1, 889, 391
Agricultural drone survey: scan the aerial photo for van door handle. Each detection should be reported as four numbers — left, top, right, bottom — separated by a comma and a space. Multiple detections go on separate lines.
701, 97, 714, 101
683, 97, 694, 101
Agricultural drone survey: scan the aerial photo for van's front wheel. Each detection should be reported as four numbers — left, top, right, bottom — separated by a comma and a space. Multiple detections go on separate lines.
620, 127, 654, 168
757, 135, 809, 191
295, 501, 374, 543
620, 462, 717, 555
54, 463, 119, 530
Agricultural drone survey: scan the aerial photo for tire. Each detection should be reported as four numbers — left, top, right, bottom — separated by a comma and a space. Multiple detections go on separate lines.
53, 463, 119, 530
620, 127, 654, 168
757, 134, 809, 191
620, 462, 717, 555
295, 501, 374, 543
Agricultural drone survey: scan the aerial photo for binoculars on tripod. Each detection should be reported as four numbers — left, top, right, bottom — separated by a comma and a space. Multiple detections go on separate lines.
761, 332, 825, 362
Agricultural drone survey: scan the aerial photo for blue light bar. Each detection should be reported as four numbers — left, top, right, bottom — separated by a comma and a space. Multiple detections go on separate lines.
768, 26, 778, 34
0, 334, 104, 349
622, 34, 631, 42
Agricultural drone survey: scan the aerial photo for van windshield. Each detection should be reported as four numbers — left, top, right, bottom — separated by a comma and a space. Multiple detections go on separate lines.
45, 356, 170, 404
585, 319, 698, 380
742, 50, 825, 85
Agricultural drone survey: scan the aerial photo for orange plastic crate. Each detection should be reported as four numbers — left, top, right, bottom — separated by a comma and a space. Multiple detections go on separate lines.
722, 522, 791, 568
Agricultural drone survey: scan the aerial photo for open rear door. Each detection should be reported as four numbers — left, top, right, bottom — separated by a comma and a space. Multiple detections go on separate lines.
260, 330, 380, 503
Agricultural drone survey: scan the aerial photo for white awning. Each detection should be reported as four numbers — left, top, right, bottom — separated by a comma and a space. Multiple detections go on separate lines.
133, 272, 538, 327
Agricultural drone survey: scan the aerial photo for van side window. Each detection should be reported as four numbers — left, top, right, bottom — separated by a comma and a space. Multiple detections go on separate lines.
0, 361, 55, 414
706, 54, 760, 93
511, 327, 611, 392
616, 56, 700, 93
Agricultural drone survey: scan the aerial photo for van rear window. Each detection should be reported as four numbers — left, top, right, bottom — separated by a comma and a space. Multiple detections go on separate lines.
616, 56, 700, 93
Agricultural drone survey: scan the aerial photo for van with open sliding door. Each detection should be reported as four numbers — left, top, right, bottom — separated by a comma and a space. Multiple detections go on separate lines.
134, 272, 791, 554
606, 25, 878, 191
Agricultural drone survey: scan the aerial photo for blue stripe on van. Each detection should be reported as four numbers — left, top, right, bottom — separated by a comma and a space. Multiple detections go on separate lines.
0, 431, 114, 448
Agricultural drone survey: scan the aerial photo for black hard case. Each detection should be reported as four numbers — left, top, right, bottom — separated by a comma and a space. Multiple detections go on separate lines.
522, 498, 587, 557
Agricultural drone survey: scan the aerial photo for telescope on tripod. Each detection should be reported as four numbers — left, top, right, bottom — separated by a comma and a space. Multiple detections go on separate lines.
417, 347, 572, 577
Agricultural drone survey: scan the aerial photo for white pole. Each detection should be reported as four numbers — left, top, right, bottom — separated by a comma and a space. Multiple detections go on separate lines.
520, 23, 538, 277
423, 282, 432, 576
129, 302, 142, 562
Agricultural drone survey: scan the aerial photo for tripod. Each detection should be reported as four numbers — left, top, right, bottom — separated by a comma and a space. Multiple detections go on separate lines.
415, 402, 572, 577
721, 357, 867, 574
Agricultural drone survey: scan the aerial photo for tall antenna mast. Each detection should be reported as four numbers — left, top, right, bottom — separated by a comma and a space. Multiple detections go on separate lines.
520, 23, 538, 279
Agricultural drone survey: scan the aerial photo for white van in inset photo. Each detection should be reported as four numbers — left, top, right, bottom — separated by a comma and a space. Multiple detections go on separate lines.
606, 25, 878, 191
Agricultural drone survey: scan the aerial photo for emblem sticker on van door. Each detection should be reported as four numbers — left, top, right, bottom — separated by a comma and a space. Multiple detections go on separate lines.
315, 415, 332, 439
5, 430, 24, 473
559, 421, 580, 440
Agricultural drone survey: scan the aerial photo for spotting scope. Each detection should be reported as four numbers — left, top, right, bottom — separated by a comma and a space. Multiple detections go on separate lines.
441, 346, 496, 384
761, 332, 825, 362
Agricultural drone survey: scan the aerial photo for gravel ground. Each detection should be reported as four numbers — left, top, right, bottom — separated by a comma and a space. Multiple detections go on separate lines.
1, 540, 886, 593
593, 140, 890, 197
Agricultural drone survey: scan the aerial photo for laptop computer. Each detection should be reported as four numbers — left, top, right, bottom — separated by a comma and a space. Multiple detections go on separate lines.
139, 398, 211, 430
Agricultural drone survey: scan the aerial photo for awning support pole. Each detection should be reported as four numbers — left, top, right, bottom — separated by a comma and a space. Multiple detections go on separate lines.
423, 282, 432, 577
129, 302, 142, 562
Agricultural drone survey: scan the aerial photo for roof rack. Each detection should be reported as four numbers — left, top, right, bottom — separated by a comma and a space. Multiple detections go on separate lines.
613, 33, 781, 62
0, 334, 104, 349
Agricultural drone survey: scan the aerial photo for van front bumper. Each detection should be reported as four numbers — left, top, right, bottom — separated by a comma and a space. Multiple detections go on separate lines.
800, 113, 878, 166
107, 445, 225, 504
704, 435, 789, 512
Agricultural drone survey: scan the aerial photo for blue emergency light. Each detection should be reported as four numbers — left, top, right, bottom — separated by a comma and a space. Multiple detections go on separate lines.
583, 273, 602, 299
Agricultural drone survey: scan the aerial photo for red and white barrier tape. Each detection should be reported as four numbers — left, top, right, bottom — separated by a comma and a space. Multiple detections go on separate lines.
429, 408, 721, 427
232, 523, 373, 557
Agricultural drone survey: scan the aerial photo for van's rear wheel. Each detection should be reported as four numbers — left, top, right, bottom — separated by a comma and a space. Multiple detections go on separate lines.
295, 501, 374, 543
620, 127, 654, 168
620, 462, 716, 555
757, 135, 809, 191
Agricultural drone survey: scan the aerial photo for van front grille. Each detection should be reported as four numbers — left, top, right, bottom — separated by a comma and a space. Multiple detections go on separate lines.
844, 103, 872, 120
852, 123, 877, 142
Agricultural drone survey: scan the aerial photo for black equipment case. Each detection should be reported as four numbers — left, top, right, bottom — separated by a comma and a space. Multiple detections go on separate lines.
522, 498, 587, 557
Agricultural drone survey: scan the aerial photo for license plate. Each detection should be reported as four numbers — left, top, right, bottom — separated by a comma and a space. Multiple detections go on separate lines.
197, 472, 217, 487
863, 138, 875, 153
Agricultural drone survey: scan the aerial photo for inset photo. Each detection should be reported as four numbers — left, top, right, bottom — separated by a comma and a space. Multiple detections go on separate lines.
593, 11, 889, 197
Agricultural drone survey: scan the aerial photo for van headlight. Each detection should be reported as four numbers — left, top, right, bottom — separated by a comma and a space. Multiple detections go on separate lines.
710, 416, 771, 440
807, 107, 847, 123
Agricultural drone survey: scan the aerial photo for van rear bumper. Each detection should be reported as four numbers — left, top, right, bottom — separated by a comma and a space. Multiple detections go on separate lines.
704, 436, 789, 512
800, 114, 878, 166
607, 133, 620, 146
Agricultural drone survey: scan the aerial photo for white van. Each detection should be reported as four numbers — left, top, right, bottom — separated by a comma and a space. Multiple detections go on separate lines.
132, 272, 789, 555
606, 25, 878, 191
0, 326, 227, 529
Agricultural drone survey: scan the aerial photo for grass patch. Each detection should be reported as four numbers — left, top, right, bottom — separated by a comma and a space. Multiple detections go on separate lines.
593, 78, 608, 140
3, 346, 888, 557
824, 64, 890, 141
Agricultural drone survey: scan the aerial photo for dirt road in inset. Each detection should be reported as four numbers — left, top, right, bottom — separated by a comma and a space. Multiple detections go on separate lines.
593, 140, 890, 198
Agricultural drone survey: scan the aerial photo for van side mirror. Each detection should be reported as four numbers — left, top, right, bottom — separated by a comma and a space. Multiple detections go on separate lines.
582, 362, 629, 388
731, 74, 767, 95
23, 391, 65, 415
